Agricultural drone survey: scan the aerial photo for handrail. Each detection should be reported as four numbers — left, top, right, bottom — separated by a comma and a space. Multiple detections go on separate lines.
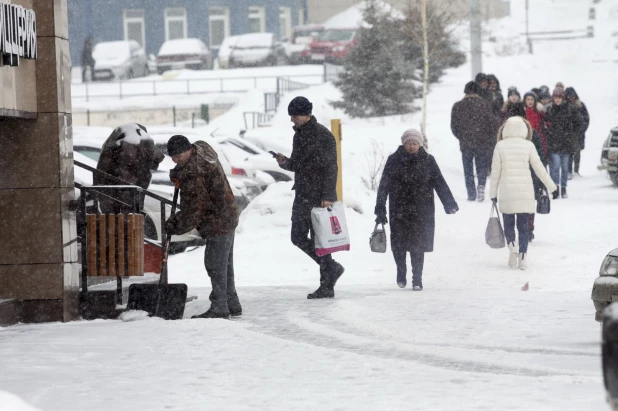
74, 160, 173, 206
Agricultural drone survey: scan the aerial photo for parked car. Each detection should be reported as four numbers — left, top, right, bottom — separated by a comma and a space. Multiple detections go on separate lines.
598, 127, 618, 186
157, 38, 213, 74
228, 33, 287, 68
216, 35, 240, 69
306, 28, 357, 64
592, 248, 618, 321
92, 40, 149, 81
284, 24, 324, 64
73, 151, 203, 254
214, 135, 294, 182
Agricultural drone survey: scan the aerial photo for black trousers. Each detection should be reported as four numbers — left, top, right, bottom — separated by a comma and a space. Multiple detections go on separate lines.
461, 150, 491, 199
392, 245, 425, 287
291, 211, 334, 270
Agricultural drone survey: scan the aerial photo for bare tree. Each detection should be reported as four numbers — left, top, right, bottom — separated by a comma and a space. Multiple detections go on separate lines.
362, 139, 387, 191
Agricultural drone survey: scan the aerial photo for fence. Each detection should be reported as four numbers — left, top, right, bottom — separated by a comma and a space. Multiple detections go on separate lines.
523, 27, 594, 42
324, 63, 345, 82
73, 104, 234, 128
243, 112, 275, 129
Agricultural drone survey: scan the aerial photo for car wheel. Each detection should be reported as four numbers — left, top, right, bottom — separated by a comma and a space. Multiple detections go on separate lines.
610, 171, 618, 186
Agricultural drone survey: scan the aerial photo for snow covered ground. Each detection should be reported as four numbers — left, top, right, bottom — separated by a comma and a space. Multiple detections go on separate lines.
2, 0, 618, 409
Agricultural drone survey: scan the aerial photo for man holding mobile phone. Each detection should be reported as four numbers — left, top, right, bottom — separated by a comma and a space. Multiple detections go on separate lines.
274, 96, 345, 299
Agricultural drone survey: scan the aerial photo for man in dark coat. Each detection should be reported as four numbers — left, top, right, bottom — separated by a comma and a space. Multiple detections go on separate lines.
543, 86, 583, 198
475, 72, 490, 100
275, 96, 344, 299
81, 36, 95, 82
165, 135, 241, 319
451, 81, 498, 202
565, 87, 590, 177
487, 74, 505, 116
375, 129, 458, 291
95, 123, 165, 213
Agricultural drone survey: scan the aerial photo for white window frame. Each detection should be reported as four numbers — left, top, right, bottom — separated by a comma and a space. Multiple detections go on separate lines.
248, 6, 266, 33
123, 9, 145, 49
209, 7, 230, 48
164, 7, 188, 41
279, 7, 292, 40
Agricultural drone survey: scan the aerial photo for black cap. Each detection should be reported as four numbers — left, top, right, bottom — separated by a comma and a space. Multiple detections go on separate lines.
475, 73, 487, 83
167, 135, 192, 156
288, 96, 313, 116
464, 81, 479, 95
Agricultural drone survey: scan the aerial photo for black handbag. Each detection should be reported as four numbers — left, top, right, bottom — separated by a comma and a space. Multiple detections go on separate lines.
537, 189, 551, 214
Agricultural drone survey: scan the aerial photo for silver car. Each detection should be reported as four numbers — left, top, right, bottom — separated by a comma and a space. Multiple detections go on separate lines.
592, 248, 618, 321
92, 40, 150, 81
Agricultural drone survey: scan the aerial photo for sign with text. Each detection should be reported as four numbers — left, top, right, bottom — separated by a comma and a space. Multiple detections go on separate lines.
0, 2, 37, 67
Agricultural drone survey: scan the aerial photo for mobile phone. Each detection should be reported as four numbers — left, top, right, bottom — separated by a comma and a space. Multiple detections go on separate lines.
269, 151, 279, 158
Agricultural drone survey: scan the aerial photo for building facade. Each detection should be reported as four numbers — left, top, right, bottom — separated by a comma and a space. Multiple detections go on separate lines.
307, 0, 510, 25
68, 0, 307, 65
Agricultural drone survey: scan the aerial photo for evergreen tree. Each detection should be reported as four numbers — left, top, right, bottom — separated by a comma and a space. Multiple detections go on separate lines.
331, 1, 418, 118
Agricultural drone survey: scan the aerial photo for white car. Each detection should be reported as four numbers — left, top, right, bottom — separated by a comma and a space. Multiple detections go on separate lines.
157, 38, 213, 74
214, 135, 294, 182
228, 33, 287, 68
92, 40, 149, 81
216, 35, 240, 69
73, 151, 203, 254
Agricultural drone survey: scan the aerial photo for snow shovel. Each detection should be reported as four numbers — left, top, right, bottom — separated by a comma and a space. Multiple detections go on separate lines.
127, 182, 188, 320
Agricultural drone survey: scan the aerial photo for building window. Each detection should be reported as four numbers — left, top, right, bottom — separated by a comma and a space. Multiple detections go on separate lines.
248, 6, 265, 33
279, 7, 292, 40
209, 7, 230, 48
165, 8, 187, 41
123, 9, 145, 48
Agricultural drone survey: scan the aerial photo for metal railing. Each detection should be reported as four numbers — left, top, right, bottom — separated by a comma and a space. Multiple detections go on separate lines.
243, 112, 275, 129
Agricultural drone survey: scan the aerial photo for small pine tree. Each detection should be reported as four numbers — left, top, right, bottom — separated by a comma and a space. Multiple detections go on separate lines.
331, 1, 419, 118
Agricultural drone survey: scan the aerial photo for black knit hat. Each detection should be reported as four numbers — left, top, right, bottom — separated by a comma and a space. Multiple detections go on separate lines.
475, 73, 487, 84
565, 87, 579, 100
167, 135, 192, 156
507, 87, 520, 98
288, 96, 313, 116
464, 81, 479, 95
507, 102, 526, 119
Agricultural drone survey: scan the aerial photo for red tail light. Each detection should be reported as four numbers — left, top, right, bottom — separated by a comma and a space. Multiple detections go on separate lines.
231, 167, 247, 176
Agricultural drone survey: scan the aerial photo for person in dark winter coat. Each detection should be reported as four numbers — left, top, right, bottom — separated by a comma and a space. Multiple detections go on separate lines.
81, 36, 95, 83
165, 135, 241, 319
451, 81, 498, 202
500, 87, 522, 122
275, 96, 344, 300
375, 129, 458, 290
487, 74, 505, 116
565, 87, 590, 176
95, 123, 165, 213
543, 85, 582, 198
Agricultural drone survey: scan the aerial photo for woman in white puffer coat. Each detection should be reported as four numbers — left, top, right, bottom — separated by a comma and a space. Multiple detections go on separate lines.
489, 116, 557, 270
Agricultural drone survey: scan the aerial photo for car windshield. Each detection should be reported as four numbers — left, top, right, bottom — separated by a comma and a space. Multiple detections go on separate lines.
74, 147, 101, 162
317, 29, 354, 42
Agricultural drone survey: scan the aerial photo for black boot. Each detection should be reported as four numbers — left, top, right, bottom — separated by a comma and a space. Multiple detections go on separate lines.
327, 261, 345, 288
307, 270, 334, 299
561, 187, 568, 199
192, 309, 230, 319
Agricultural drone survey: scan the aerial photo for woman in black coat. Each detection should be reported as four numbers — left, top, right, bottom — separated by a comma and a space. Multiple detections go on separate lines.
374, 129, 459, 291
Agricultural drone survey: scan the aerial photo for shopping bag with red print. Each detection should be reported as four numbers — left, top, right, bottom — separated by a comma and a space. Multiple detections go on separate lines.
311, 201, 351, 257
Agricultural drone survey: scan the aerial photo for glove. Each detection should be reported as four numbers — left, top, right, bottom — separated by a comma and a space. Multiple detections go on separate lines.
491, 198, 497, 203
164, 217, 178, 235
375, 215, 388, 225
169, 169, 181, 185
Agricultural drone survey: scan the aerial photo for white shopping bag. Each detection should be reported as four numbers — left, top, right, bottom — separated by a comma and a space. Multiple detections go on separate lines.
311, 201, 351, 257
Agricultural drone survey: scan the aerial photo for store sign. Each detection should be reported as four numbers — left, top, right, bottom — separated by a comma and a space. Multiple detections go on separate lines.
0, 3, 37, 67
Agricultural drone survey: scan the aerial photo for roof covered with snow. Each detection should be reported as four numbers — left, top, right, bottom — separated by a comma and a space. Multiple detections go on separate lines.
323, 0, 403, 29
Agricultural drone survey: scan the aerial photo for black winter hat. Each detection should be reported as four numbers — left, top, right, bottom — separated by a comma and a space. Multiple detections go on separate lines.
167, 135, 192, 156
507, 102, 526, 119
507, 87, 520, 98
288, 96, 313, 116
475, 73, 487, 84
464, 81, 479, 95
565, 87, 579, 100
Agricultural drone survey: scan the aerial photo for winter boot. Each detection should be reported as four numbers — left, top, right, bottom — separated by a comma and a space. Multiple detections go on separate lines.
477, 185, 485, 202
518, 253, 528, 270
568, 172, 573, 180
413, 286, 423, 291
508, 242, 519, 268
229, 305, 243, 317
307, 269, 334, 299
561, 187, 568, 199
397, 274, 407, 289
327, 261, 345, 288
192, 309, 230, 319
552, 190, 559, 200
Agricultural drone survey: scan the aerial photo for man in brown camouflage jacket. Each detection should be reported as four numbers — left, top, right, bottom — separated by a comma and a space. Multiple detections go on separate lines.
165, 135, 241, 319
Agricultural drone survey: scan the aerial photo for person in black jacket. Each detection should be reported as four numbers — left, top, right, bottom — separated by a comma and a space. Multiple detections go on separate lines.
275, 96, 344, 299
565, 87, 590, 177
374, 129, 458, 291
487, 74, 505, 116
81, 36, 95, 83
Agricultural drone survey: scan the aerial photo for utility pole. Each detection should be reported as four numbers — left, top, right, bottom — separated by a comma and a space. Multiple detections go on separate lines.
469, 0, 482, 78
525, 0, 533, 53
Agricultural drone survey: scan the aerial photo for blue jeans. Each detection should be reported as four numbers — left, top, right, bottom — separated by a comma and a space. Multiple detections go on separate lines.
503, 213, 529, 254
550, 153, 570, 188
461, 150, 492, 199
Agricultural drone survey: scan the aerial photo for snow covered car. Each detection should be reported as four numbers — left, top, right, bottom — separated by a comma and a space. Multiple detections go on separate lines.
92, 40, 150, 81
228, 33, 287, 68
156, 38, 213, 74
598, 126, 618, 186
306, 28, 357, 64
73, 151, 204, 254
592, 248, 618, 321
284, 24, 324, 64
214, 135, 294, 182
216, 35, 240, 69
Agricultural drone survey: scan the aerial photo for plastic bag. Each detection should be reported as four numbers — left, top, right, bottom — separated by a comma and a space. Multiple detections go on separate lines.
311, 201, 351, 257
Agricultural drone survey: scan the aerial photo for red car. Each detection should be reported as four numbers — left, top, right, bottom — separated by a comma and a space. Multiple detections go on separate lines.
305, 28, 357, 64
